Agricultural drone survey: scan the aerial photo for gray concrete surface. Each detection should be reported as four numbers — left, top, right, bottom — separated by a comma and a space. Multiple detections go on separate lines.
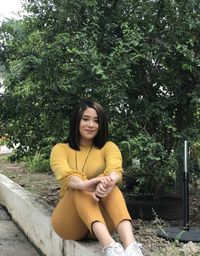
0, 204, 41, 256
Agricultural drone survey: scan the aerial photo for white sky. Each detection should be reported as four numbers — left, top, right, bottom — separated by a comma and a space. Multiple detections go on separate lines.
0, 0, 25, 93
0, 0, 23, 23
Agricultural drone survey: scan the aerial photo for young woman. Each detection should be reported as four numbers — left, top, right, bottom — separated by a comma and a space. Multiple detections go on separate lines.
50, 100, 144, 256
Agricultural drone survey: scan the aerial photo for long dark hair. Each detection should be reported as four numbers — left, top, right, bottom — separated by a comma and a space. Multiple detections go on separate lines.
67, 100, 108, 150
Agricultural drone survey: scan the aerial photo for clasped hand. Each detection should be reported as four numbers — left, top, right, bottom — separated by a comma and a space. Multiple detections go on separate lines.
79, 176, 116, 202
93, 176, 115, 201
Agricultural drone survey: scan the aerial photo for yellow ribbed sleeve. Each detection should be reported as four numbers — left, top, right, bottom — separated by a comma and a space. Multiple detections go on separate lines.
50, 143, 87, 196
102, 141, 123, 181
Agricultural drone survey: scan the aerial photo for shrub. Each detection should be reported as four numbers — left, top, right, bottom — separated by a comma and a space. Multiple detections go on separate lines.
24, 151, 50, 173
120, 132, 178, 199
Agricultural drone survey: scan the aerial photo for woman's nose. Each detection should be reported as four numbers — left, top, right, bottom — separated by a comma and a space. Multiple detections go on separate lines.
88, 120, 94, 127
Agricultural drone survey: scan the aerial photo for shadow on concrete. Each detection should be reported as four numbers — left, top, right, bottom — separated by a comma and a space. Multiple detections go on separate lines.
0, 204, 41, 256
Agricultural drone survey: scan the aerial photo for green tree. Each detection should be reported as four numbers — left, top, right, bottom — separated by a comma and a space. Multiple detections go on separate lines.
0, 0, 200, 194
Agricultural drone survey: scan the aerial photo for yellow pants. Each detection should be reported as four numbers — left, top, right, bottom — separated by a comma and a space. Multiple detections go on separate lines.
51, 186, 131, 240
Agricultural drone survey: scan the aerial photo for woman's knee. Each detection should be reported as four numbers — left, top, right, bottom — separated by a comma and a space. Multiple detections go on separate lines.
51, 191, 89, 240
52, 211, 88, 240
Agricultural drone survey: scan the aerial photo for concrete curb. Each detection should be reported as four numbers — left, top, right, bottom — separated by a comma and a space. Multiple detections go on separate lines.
0, 174, 101, 256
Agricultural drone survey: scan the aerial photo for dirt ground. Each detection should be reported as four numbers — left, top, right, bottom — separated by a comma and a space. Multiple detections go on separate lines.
0, 154, 200, 256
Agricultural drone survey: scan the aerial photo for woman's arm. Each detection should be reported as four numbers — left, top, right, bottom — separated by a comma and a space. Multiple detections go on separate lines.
102, 142, 123, 181
108, 171, 120, 183
93, 142, 124, 200
50, 143, 87, 188
68, 175, 111, 193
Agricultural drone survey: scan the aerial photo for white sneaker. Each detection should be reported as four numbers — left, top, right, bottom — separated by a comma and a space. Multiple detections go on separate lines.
125, 242, 144, 256
102, 242, 127, 256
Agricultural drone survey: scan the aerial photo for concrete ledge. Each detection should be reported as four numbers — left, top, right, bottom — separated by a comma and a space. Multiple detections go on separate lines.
0, 174, 101, 256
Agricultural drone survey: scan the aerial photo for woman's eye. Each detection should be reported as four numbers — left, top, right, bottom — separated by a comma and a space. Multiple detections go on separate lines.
81, 117, 99, 123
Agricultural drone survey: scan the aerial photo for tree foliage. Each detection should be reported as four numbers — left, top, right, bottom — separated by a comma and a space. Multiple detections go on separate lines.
0, 0, 200, 194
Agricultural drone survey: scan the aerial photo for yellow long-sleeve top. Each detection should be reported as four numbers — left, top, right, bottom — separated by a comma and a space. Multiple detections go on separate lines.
50, 141, 123, 197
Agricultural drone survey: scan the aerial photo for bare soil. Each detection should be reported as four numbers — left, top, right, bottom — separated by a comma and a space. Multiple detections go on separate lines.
0, 154, 200, 256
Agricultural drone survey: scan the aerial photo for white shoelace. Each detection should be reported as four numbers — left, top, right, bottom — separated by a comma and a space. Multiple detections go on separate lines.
126, 242, 144, 256
135, 242, 143, 250
102, 242, 124, 255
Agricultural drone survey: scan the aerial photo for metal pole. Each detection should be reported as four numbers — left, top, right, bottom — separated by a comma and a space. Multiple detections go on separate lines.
157, 140, 200, 242
183, 140, 189, 231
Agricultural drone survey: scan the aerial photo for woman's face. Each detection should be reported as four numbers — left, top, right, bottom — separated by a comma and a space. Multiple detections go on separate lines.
79, 107, 99, 145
